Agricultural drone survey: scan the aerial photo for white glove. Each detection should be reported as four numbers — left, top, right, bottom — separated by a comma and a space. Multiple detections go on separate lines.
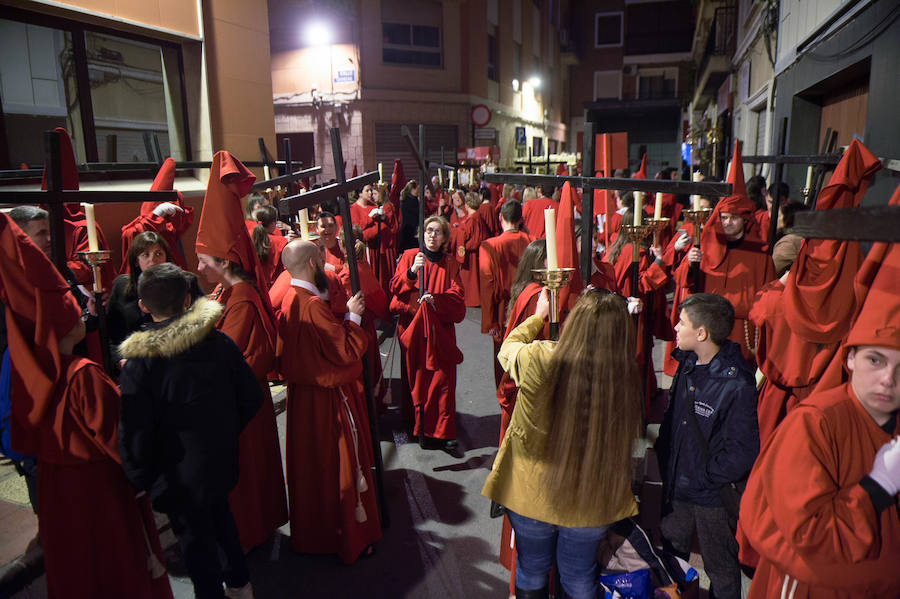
368, 208, 380, 219
674, 232, 691, 251
869, 437, 900, 496
627, 297, 643, 314
152, 202, 183, 218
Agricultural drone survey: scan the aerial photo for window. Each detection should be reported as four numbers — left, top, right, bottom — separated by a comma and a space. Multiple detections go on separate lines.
382, 23, 442, 67
595, 12, 623, 48
636, 68, 677, 99
0, 13, 189, 168
594, 70, 622, 100
532, 136, 543, 156
487, 34, 499, 82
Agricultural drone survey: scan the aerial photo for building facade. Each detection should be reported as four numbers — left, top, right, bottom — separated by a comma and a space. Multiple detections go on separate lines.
269, 0, 573, 180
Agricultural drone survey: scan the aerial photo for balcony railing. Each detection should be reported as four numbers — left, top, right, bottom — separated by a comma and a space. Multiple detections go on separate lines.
697, 4, 737, 81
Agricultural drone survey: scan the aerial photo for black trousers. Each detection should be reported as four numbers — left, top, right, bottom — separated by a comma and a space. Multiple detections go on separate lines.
167, 496, 249, 599
660, 500, 741, 599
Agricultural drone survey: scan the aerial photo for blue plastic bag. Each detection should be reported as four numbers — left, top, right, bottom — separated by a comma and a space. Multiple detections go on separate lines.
599, 568, 652, 599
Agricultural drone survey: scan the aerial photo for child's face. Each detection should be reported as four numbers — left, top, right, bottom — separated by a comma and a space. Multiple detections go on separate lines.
675, 309, 702, 352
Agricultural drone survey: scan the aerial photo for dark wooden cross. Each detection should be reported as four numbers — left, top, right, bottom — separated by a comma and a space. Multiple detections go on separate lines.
0, 130, 179, 374
277, 128, 388, 527
483, 121, 733, 288
249, 137, 321, 194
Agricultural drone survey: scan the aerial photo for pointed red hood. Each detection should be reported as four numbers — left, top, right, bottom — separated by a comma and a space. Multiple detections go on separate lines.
701, 141, 759, 270
389, 159, 405, 211
556, 182, 584, 309
0, 213, 82, 455
141, 157, 184, 216
40, 128, 83, 220
632, 154, 647, 180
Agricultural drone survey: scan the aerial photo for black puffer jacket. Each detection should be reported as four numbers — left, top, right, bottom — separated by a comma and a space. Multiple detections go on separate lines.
117, 297, 262, 510
656, 341, 759, 507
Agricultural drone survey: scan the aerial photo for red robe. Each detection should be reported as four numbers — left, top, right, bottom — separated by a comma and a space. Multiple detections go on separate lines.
350, 200, 399, 292
276, 286, 381, 563
338, 260, 390, 403
391, 249, 466, 439
120, 200, 194, 271
258, 233, 289, 288
38, 357, 172, 599
521, 197, 559, 239
477, 201, 499, 237
612, 245, 670, 413
452, 210, 488, 307
665, 235, 775, 375
216, 281, 288, 550
754, 208, 771, 244
479, 230, 534, 386
738, 384, 900, 598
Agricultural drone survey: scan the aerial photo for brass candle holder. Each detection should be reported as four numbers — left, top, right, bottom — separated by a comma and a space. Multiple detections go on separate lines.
800, 187, 812, 205
681, 208, 713, 246
77, 249, 111, 294
647, 217, 670, 248
620, 223, 655, 250
532, 267, 575, 340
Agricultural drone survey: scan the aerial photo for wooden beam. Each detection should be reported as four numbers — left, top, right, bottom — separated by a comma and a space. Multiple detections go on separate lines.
792, 206, 900, 242
482, 172, 732, 196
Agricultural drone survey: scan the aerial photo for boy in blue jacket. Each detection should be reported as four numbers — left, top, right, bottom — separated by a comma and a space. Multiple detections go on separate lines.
655, 292, 759, 599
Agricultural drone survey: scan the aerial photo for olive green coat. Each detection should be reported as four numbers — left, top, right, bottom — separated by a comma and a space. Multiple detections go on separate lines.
481, 314, 639, 527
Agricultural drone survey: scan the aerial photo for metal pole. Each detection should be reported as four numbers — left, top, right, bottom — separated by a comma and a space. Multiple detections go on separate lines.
329, 127, 389, 528
768, 117, 788, 251
580, 121, 596, 283
416, 124, 427, 450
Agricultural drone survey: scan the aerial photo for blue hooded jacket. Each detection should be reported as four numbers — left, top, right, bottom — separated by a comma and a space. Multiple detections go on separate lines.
656, 341, 760, 507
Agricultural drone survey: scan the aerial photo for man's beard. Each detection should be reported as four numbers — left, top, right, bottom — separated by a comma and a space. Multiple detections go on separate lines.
314, 265, 329, 293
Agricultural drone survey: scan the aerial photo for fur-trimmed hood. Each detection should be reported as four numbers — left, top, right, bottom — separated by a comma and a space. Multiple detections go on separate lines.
118, 297, 223, 359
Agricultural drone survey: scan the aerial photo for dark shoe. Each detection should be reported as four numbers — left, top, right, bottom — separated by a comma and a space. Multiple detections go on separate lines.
442, 439, 459, 451
515, 586, 549, 599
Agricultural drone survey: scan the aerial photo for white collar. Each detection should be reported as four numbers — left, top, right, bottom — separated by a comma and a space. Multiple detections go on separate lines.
291, 278, 329, 301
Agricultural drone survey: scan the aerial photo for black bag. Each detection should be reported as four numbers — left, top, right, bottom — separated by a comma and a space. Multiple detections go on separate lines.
489, 500, 506, 519
685, 400, 745, 520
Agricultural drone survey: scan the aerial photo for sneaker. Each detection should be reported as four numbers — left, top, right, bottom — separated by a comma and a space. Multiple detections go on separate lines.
224, 582, 255, 599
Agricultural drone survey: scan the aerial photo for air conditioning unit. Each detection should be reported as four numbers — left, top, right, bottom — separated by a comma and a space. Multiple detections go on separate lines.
623, 65, 637, 76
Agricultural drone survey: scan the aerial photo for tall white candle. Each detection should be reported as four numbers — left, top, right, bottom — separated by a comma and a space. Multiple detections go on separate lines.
299, 208, 311, 241
805, 165, 813, 189
691, 171, 702, 211
438, 168, 443, 185
654, 192, 663, 220
544, 208, 558, 270
378, 162, 383, 185
633, 193, 643, 226
449, 170, 455, 190
263, 164, 271, 180
81, 203, 99, 251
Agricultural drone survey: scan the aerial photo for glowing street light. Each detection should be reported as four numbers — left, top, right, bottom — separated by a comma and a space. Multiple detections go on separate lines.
528, 76, 541, 88
304, 22, 332, 46
512, 78, 520, 92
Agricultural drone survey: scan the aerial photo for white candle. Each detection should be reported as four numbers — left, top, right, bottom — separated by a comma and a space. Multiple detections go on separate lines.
438, 168, 443, 186
805, 165, 813, 189
654, 192, 663, 220
449, 170, 455, 190
263, 164, 271, 181
81, 203, 99, 251
299, 208, 310, 241
633, 193, 643, 226
691, 171, 702, 211
544, 208, 558, 270
378, 162, 383, 185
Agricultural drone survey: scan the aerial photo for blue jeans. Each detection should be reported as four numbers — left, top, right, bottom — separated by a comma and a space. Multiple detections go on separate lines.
507, 509, 608, 599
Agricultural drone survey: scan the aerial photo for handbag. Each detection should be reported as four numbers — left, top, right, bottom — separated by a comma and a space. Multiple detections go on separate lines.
685, 399, 744, 520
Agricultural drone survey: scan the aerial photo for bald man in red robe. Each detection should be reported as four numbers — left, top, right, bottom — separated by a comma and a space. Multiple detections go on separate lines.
479, 200, 531, 386
738, 239, 900, 599
666, 143, 775, 375
276, 240, 381, 564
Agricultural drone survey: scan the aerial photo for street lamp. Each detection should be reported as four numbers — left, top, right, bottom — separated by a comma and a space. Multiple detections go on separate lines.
304, 22, 332, 46
529, 76, 541, 88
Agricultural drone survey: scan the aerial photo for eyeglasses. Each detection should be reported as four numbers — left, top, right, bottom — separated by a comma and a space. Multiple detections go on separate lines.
424, 228, 443, 235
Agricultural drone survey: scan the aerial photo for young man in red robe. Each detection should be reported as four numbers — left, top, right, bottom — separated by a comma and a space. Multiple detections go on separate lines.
479, 200, 531, 387
737, 245, 900, 599
750, 139, 882, 446
349, 183, 398, 290
665, 142, 775, 375
121, 157, 194, 270
521, 185, 558, 239
391, 216, 466, 449
276, 240, 382, 564
0, 213, 171, 599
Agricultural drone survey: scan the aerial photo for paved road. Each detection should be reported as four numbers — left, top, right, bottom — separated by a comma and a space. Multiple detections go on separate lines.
14, 307, 512, 598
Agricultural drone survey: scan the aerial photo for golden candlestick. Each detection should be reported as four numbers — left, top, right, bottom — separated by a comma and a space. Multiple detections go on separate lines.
681, 208, 713, 246
620, 223, 655, 252
532, 267, 575, 340
77, 250, 111, 294
800, 187, 812, 205
647, 217, 670, 248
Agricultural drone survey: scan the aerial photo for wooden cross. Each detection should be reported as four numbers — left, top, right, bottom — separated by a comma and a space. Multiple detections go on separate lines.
482, 121, 733, 285
277, 128, 388, 526
792, 205, 900, 243
0, 130, 179, 374
249, 137, 321, 194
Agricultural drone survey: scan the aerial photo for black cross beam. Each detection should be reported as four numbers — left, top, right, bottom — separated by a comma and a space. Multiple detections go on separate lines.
278, 129, 388, 527
400, 125, 430, 299
0, 130, 179, 375
792, 205, 900, 243
250, 137, 321, 193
